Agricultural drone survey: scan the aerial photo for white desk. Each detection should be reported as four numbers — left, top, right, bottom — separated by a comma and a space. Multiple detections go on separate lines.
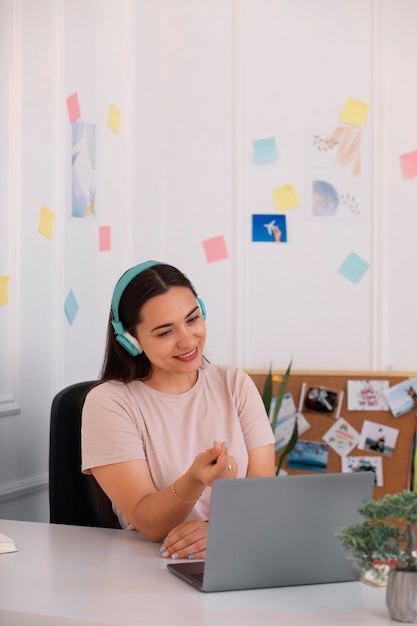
0, 519, 394, 626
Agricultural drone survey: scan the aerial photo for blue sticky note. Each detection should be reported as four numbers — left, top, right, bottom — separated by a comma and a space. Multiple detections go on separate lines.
252, 137, 277, 163
338, 252, 370, 285
64, 289, 79, 325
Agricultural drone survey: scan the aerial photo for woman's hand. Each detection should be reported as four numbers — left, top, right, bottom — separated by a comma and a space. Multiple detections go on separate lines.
159, 443, 238, 560
191, 440, 237, 485
160, 520, 209, 560
271, 225, 282, 242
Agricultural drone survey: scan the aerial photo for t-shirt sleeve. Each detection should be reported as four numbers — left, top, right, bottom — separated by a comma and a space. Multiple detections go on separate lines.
81, 382, 146, 474
233, 370, 276, 450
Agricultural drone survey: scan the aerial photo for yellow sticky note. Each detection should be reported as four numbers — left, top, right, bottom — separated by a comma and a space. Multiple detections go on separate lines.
272, 185, 299, 212
107, 104, 121, 134
340, 98, 369, 127
0, 275, 10, 305
38, 206, 55, 239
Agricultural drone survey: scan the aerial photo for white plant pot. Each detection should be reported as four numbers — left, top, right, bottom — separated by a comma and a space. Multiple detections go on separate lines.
386, 569, 417, 623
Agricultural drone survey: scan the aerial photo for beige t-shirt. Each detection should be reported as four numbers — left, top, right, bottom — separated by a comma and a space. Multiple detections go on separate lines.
81, 363, 275, 528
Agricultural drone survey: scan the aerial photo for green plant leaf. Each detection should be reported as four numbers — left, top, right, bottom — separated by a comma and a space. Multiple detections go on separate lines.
262, 363, 273, 415
270, 359, 292, 433
259, 359, 296, 476
337, 490, 417, 573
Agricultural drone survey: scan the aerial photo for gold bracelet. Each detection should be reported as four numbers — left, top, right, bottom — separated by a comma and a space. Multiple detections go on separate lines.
171, 481, 201, 503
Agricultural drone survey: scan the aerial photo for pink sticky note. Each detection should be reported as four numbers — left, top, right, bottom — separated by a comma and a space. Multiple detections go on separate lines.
202, 235, 229, 263
99, 226, 111, 252
66, 92, 81, 124
400, 150, 417, 179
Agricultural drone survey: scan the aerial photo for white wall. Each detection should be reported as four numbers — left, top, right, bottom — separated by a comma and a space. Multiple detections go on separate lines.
1, 0, 416, 520
378, 0, 417, 371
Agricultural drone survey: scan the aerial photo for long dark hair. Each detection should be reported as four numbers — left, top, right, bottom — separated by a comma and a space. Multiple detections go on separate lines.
100, 263, 199, 382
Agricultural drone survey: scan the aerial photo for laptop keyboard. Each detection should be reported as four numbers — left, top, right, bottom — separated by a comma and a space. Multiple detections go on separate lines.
190, 572, 204, 583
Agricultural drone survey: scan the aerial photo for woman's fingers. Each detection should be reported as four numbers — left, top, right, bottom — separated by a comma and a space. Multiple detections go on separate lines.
160, 521, 208, 560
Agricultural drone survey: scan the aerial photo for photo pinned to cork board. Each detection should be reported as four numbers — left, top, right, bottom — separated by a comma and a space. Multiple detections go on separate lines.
383, 377, 417, 418
358, 420, 399, 459
322, 417, 360, 457
268, 392, 311, 452
347, 379, 390, 411
299, 383, 343, 420
342, 456, 383, 487
286, 440, 329, 473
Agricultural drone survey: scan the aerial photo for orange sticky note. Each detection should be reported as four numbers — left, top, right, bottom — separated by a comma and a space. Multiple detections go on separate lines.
272, 185, 299, 211
202, 235, 229, 263
38, 206, 55, 239
340, 98, 369, 127
99, 225, 111, 251
400, 150, 417, 179
107, 104, 121, 134
66, 92, 81, 124
0, 275, 10, 305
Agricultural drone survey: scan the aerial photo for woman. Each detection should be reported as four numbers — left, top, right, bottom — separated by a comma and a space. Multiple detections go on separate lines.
82, 261, 275, 560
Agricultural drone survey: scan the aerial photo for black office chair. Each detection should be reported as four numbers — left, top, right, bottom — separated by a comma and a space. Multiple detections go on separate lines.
49, 380, 121, 529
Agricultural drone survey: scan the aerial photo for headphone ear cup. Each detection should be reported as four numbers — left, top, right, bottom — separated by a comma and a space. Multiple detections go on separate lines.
116, 332, 143, 357
197, 297, 206, 321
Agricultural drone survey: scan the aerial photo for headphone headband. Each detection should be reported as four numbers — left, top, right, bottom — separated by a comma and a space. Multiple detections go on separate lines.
111, 261, 162, 327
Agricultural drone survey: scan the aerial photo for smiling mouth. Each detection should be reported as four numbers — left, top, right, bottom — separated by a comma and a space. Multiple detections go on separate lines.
175, 347, 198, 361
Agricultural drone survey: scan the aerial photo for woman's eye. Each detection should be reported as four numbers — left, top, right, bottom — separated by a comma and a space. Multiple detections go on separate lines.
188, 315, 199, 324
157, 329, 172, 337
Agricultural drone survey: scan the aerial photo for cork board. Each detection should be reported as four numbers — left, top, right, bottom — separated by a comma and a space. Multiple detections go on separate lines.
246, 370, 417, 499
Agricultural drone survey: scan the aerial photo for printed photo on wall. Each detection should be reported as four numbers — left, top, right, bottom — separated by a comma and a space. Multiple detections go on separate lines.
299, 382, 343, 419
269, 393, 311, 452
322, 417, 360, 457
358, 420, 399, 459
306, 124, 369, 220
341, 455, 383, 487
273, 412, 311, 452
286, 440, 329, 472
251, 214, 287, 242
269, 392, 297, 422
347, 380, 390, 411
71, 120, 96, 218
383, 377, 417, 418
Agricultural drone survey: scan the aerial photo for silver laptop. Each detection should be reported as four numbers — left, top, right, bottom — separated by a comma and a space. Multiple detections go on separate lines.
167, 472, 374, 592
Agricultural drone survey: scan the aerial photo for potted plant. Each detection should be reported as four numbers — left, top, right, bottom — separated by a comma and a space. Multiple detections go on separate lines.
336, 489, 417, 622
261, 360, 298, 475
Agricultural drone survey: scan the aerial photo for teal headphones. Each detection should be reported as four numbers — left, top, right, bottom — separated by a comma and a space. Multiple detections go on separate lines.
111, 260, 206, 357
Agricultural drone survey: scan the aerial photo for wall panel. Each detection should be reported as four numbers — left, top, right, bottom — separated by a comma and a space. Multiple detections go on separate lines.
1, 0, 417, 520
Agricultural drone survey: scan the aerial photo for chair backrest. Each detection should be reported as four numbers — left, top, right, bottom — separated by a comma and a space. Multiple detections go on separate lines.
49, 381, 121, 529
